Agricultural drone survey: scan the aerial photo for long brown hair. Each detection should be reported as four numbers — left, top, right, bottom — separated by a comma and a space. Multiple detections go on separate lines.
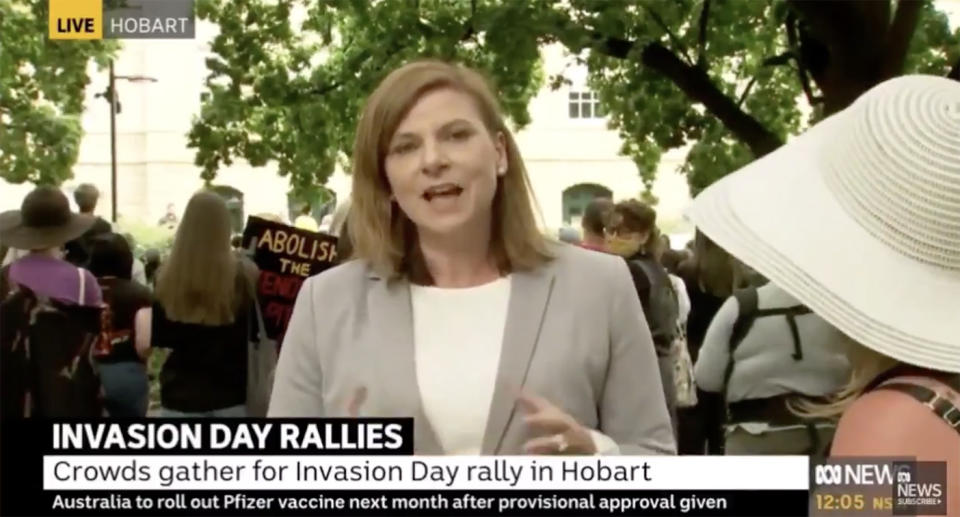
348, 59, 552, 282
155, 191, 240, 325
678, 229, 744, 298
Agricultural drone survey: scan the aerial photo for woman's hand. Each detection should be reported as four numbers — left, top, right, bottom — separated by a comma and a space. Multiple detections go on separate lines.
518, 392, 597, 455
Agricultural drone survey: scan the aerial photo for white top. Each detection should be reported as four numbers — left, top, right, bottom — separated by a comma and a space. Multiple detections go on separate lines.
669, 274, 690, 327
694, 283, 850, 432
411, 276, 617, 454
411, 277, 511, 455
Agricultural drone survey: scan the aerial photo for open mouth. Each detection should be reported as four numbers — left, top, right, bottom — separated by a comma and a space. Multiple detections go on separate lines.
422, 183, 464, 201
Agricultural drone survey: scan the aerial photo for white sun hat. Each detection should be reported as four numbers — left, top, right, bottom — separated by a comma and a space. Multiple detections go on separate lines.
688, 75, 960, 373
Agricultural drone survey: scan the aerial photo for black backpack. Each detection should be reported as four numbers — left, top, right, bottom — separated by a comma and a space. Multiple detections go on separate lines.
629, 258, 679, 356
0, 274, 105, 418
722, 286, 812, 395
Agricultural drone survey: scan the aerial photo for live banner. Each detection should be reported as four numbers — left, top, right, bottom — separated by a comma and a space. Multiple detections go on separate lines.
241, 216, 339, 342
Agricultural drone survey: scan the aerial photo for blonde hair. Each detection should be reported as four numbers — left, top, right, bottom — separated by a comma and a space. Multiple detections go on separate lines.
155, 191, 241, 325
791, 338, 900, 419
348, 59, 552, 283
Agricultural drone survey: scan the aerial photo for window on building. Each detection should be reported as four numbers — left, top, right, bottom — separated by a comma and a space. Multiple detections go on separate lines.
562, 183, 613, 226
568, 91, 605, 119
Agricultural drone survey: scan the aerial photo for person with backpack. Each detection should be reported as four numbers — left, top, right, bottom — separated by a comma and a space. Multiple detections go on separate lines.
688, 75, 959, 513
604, 199, 679, 433
87, 233, 153, 417
0, 186, 105, 417
693, 281, 850, 457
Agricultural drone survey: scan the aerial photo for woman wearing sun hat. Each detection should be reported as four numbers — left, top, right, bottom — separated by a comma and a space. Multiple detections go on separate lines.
0, 186, 103, 306
687, 75, 959, 514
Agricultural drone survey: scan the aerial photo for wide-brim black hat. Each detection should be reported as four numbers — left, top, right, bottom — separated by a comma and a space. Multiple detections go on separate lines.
0, 186, 95, 250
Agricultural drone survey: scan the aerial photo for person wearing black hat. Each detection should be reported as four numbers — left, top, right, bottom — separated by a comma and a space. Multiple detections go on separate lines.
0, 186, 103, 306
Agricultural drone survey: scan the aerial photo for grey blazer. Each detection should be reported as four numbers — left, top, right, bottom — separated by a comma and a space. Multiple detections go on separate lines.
268, 243, 676, 455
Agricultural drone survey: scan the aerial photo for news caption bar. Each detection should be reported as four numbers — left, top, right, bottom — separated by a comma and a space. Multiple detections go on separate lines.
3, 419, 810, 516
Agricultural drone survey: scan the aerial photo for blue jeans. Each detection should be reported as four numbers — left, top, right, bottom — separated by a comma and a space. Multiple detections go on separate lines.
98, 361, 149, 417
158, 405, 247, 418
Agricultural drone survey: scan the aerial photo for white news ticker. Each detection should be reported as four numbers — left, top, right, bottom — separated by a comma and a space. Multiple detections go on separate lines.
44, 456, 809, 491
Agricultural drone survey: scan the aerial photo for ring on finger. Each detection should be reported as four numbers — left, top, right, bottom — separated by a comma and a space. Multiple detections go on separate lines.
554, 433, 569, 453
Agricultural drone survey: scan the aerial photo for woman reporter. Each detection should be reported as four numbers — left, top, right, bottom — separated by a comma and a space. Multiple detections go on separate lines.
269, 60, 675, 456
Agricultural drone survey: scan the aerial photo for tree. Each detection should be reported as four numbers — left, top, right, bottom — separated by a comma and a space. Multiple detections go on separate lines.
190, 0, 959, 196
0, 0, 119, 185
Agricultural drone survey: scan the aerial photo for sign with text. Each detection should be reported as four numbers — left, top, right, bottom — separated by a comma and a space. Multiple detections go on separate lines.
241, 217, 338, 342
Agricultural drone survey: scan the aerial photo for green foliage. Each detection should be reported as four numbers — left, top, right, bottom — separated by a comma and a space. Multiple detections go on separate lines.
0, 0, 119, 185
190, 0, 959, 193
189, 0, 545, 190
115, 217, 176, 257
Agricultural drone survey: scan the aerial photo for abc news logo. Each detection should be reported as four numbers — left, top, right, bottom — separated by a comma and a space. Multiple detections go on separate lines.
814, 463, 905, 486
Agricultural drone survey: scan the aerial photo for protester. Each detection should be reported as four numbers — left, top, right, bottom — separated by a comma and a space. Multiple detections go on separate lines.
604, 199, 679, 434
157, 203, 178, 229
135, 191, 259, 418
142, 248, 162, 289
64, 183, 112, 267
675, 231, 741, 454
87, 233, 153, 417
293, 204, 319, 232
269, 60, 675, 456
580, 197, 612, 252
0, 187, 103, 307
694, 281, 850, 458
688, 75, 959, 513
0, 186, 105, 417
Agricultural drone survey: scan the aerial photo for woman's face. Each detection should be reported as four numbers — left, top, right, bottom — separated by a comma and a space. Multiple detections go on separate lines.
383, 87, 507, 241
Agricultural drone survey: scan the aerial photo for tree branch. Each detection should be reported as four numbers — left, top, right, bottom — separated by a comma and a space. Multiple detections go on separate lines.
460, 0, 477, 42
640, 42, 782, 157
696, 0, 711, 68
737, 77, 757, 108
787, 0, 864, 62
785, 12, 823, 106
638, 3, 695, 66
949, 56, 960, 81
557, 17, 781, 156
881, 0, 923, 79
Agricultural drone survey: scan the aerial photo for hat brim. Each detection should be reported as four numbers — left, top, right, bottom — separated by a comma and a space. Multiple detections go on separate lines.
688, 111, 960, 373
0, 211, 96, 251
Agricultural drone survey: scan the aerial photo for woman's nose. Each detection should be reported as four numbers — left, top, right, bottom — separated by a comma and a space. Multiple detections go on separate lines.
420, 139, 448, 176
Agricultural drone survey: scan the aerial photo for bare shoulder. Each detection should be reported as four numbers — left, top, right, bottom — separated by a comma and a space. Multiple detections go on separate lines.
831, 388, 960, 459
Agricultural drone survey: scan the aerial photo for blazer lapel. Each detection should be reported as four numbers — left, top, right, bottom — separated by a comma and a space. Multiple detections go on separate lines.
480, 265, 557, 454
367, 276, 443, 455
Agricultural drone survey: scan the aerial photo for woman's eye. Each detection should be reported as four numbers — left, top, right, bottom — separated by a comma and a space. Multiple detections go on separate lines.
450, 129, 471, 140
391, 142, 416, 155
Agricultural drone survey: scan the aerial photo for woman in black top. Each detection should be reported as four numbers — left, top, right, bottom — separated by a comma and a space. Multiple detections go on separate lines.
135, 192, 257, 417
87, 233, 153, 417
675, 231, 747, 454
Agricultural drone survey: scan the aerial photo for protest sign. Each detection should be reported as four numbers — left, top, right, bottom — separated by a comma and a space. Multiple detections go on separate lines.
241, 217, 338, 342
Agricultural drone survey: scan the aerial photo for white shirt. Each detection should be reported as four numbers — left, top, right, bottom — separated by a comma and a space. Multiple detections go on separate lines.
669, 274, 690, 327
694, 283, 850, 433
411, 277, 511, 455
411, 276, 619, 455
